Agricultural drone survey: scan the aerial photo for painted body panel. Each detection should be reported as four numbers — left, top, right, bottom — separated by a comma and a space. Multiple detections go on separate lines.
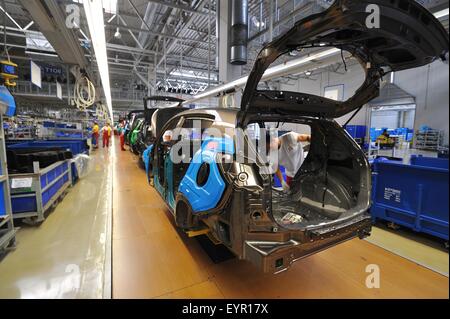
179, 137, 235, 213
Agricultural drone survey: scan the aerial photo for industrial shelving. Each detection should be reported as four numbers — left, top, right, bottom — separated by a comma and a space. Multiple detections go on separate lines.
415, 129, 443, 151
0, 111, 16, 253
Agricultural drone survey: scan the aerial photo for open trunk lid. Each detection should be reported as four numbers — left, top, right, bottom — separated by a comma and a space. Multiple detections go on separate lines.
143, 96, 185, 110
143, 96, 185, 122
238, 0, 448, 126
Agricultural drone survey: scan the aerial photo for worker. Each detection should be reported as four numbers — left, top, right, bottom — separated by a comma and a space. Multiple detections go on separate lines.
92, 121, 100, 149
267, 131, 311, 192
376, 129, 394, 148
163, 130, 173, 143
381, 129, 390, 138
101, 122, 112, 148
118, 120, 126, 151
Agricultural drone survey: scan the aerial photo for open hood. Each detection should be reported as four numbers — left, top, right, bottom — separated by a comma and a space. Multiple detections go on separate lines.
238, 0, 448, 126
143, 96, 185, 110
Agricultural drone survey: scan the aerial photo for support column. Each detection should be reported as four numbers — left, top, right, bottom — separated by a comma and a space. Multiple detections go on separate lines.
218, 0, 242, 85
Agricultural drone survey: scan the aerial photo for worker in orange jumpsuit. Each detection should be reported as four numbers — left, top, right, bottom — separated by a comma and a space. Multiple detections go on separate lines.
102, 123, 112, 148
92, 121, 100, 149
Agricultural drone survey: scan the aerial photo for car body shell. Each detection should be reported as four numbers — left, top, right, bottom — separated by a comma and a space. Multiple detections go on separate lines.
146, 0, 448, 273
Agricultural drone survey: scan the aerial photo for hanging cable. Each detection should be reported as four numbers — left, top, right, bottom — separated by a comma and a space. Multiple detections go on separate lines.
72, 73, 96, 110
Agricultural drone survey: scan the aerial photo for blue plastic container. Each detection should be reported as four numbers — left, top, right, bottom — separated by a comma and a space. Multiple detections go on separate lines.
410, 155, 449, 169
7, 139, 88, 155
371, 157, 449, 241
345, 125, 367, 140
43, 121, 55, 128
11, 196, 37, 214
0, 85, 16, 116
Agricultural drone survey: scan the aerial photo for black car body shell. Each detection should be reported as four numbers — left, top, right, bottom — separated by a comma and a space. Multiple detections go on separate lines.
147, 0, 448, 273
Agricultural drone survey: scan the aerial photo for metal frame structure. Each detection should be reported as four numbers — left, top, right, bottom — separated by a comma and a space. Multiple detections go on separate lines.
9, 159, 72, 223
0, 0, 448, 111
0, 112, 16, 252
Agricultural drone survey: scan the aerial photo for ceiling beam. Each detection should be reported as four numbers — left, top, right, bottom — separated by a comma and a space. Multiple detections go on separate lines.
156, 0, 208, 68
17, 0, 89, 68
145, 0, 214, 17
104, 21, 210, 45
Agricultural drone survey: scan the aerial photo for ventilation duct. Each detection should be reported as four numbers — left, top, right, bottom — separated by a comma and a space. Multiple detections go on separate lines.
230, 0, 248, 65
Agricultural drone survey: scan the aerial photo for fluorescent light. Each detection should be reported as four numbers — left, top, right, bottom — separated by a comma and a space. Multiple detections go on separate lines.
434, 8, 449, 19
83, 0, 113, 120
25, 50, 58, 57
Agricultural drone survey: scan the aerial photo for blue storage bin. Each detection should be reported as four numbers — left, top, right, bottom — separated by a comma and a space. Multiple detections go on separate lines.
371, 157, 449, 240
346, 125, 356, 136
40, 175, 46, 189
42, 190, 50, 207
406, 133, 414, 141
43, 121, 55, 128
11, 195, 37, 214
410, 155, 449, 169
8, 139, 88, 155
346, 125, 366, 142
46, 168, 56, 185
54, 165, 63, 178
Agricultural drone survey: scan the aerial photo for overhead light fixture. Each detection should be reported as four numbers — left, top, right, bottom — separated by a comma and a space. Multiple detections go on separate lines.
114, 27, 121, 39
305, 70, 312, 76
434, 8, 449, 19
82, 0, 113, 120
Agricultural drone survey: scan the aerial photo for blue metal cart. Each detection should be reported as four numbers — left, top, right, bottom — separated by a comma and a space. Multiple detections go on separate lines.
9, 159, 72, 224
371, 156, 449, 242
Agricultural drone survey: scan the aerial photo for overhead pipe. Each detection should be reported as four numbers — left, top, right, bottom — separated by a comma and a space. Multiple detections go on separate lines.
230, 0, 248, 65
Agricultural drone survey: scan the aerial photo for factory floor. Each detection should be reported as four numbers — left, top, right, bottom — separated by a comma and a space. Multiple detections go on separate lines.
113, 140, 449, 299
0, 146, 112, 299
0, 139, 447, 299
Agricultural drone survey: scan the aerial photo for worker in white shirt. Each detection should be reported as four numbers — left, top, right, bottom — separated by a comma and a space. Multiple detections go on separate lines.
269, 132, 311, 192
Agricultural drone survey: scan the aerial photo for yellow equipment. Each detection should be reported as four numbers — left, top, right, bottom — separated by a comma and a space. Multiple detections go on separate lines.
376, 133, 396, 148
0, 60, 18, 87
